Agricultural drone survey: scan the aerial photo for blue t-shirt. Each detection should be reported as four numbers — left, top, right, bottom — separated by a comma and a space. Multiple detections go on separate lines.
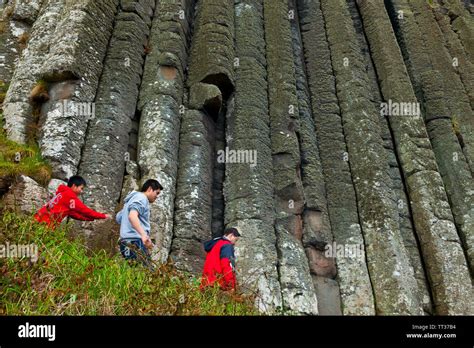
116, 191, 151, 239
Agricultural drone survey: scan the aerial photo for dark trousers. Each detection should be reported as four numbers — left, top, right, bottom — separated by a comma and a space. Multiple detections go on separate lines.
119, 238, 153, 270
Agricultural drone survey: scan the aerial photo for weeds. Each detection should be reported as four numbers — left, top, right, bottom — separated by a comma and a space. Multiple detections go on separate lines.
0, 212, 258, 315
17, 32, 29, 50
0, 112, 51, 186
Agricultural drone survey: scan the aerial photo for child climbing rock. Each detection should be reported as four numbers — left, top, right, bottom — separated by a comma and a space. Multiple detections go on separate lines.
201, 227, 241, 291
34, 175, 111, 229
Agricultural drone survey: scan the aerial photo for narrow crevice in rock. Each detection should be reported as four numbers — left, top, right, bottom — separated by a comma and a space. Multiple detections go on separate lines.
211, 106, 226, 238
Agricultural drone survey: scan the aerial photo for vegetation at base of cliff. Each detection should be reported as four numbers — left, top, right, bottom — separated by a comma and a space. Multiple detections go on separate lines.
0, 80, 8, 104
0, 112, 52, 185
0, 212, 258, 315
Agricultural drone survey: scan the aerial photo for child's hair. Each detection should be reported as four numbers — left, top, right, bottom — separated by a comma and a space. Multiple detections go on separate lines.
224, 227, 241, 237
140, 179, 164, 192
68, 175, 87, 188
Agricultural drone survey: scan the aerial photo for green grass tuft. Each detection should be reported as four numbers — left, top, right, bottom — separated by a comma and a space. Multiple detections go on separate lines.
0, 112, 52, 185
0, 212, 258, 315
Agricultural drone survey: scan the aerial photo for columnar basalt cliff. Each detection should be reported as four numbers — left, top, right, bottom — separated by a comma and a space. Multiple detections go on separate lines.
1, 0, 473, 315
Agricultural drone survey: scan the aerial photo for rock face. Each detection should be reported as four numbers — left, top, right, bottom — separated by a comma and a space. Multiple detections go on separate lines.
1, 0, 473, 315
3, 175, 48, 213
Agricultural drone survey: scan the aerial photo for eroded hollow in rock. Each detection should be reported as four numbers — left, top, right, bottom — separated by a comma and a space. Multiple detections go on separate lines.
201, 73, 234, 100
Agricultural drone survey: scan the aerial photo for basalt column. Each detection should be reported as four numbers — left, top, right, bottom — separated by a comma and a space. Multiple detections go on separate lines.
0, 0, 43, 88
346, 0, 432, 313
297, 0, 375, 315
227, 0, 282, 313
171, 0, 234, 273
358, 0, 473, 315
136, 0, 195, 263
431, 2, 474, 111
320, 0, 422, 315
385, 0, 474, 276
263, 0, 319, 315
37, 0, 120, 179
438, 0, 474, 63
290, 0, 341, 315
2, 0, 66, 143
78, 0, 156, 217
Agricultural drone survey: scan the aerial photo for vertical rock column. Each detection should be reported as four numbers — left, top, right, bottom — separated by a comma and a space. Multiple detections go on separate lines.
358, 0, 473, 315
226, 0, 282, 313
172, 107, 217, 273
439, 0, 474, 62
78, 0, 155, 216
432, 3, 474, 111
385, 0, 474, 276
290, 0, 341, 315
263, 0, 318, 315
0, 0, 43, 86
171, 0, 234, 272
297, 0, 375, 315
346, 0, 432, 313
414, 1, 474, 175
136, 0, 195, 263
320, 0, 422, 315
37, 0, 120, 179
2, 0, 65, 143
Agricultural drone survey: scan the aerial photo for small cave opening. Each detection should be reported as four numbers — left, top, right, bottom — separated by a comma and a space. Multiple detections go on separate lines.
201, 73, 234, 100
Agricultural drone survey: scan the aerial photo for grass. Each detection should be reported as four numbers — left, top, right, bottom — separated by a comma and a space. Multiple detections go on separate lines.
451, 115, 460, 135
0, 212, 258, 315
0, 4, 13, 34
17, 32, 29, 50
451, 115, 465, 149
0, 80, 8, 105
426, 0, 439, 8
2, 5, 13, 20
29, 79, 49, 103
0, 111, 52, 185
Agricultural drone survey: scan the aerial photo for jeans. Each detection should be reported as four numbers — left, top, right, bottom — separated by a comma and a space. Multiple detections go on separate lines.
119, 238, 153, 270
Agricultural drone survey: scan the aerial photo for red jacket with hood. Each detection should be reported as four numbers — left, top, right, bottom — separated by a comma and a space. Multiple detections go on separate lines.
200, 237, 236, 291
34, 184, 106, 229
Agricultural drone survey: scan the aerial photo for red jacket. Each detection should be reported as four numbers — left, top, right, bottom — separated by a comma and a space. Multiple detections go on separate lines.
200, 237, 236, 291
34, 184, 106, 229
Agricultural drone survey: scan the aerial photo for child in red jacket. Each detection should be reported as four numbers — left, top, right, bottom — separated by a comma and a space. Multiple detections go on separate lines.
201, 227, 241, 291
34, 176, 110, 229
